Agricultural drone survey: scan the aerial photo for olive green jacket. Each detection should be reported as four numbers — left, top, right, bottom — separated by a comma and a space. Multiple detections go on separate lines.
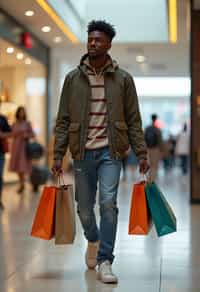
54, 54, 147, 161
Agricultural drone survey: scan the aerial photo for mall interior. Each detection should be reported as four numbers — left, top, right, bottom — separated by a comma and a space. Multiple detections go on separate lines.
0, 0, 199, 291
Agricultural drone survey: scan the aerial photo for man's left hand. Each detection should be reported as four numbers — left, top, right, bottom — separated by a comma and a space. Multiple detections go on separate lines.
139, 158, 150, 174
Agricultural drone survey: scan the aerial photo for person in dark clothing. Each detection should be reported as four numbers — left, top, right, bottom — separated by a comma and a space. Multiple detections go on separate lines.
0, 114, 11, 209
144, 114, 162, 180
175, 123, 189, 174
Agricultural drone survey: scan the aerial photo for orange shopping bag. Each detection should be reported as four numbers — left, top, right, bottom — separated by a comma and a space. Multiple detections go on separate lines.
31, 186, 56, 240
128, 181, 151, 235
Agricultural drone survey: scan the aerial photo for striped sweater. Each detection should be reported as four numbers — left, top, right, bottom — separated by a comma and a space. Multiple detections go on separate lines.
84, 58, 113, 150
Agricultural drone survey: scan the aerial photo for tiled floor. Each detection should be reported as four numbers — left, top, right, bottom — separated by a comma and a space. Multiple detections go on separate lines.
0, 167, 198, 292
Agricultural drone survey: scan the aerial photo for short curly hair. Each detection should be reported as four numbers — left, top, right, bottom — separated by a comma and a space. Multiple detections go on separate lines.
87, 20, 116, 41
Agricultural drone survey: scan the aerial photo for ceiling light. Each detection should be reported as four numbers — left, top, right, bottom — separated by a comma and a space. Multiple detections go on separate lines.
169, 0, 177, 43
25, 10, 34, 17
6, 47, 14, 54
25, 58, 32, 65
16, 53, 24, 60
41, 26, 51, 32
36, 0, 78, 44
53, 36, 62, 43
136, 55, 146, 63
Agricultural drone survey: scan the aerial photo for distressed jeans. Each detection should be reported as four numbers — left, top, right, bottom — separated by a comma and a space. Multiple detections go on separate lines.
74, 147, 121, 264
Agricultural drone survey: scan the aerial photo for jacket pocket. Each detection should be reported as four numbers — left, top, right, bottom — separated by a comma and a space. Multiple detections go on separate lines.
114, 121, 129, 153
68, 122, 80, 157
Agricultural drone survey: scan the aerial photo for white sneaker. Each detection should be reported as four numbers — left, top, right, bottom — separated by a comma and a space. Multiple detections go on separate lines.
97, 260, 118, 284
85, 241, 99, 269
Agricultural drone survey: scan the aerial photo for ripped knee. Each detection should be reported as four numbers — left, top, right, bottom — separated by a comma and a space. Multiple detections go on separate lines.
100, 201, 118, 221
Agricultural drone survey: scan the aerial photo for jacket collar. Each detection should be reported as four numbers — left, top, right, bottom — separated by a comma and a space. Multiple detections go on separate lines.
79, 53, 118, 74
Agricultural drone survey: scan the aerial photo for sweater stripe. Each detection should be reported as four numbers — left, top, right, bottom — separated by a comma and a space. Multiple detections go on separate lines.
88, 126, 106, 129
90, 84, 104, 88
90, 98, 107, 102
89, 112, 106, 116
84, 58, 110, 149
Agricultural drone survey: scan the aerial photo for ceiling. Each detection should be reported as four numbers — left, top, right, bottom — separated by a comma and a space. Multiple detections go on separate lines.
0, 0, 72, 47
85, 0, 169, 43
0, 0, 191, 77
52, 0, 190, 77
0, 38, 42, 68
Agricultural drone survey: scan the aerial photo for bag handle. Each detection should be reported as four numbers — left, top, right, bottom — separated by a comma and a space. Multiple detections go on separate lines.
144, 171, 153, 185
136, 170, 153, 185
57, 174, 65, 186
57, 174, 72, 188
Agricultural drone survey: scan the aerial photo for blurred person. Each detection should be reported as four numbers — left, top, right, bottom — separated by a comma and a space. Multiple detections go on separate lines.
0, 112, 11, 209
9, 106, 34, 193
52, 20, 149, 284
144, 114, 162, 180
175, 123, 189, 175
121, 148, 130, 181
162, 138, 173, 172
121, 148, 138, 181
30, 164, 50, 193
168, 134, 177, 168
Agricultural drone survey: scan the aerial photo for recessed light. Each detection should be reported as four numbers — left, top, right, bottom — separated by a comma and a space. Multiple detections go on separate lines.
25, 58, 32, 65
54, 36, 62, 43
41, 26, 51, 32
25, 10, 34, 17
6, 47, 14, 54
136, 55, 146, 63
16, 53, 24, 60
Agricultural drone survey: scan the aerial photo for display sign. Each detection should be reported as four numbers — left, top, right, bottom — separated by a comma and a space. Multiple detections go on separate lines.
0, 8, 49, 65
21, 32, 33, 49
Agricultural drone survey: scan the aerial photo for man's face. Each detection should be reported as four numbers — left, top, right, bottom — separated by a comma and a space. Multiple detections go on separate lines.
87, 30, 111, 58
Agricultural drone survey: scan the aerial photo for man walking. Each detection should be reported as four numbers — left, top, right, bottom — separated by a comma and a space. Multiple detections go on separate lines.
52, 20, 149, 284
144, 114, 162, 181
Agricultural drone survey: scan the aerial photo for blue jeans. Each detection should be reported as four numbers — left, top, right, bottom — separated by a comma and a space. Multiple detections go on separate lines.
74, 147, 121, 264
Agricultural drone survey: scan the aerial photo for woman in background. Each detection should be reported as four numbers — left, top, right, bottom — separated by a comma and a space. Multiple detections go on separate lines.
10, 106, 34, 193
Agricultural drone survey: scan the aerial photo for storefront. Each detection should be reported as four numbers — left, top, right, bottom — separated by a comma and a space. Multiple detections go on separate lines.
0, 9, 50, 182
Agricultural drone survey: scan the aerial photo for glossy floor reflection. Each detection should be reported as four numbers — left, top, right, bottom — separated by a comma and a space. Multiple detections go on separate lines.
0, 167, 198, 292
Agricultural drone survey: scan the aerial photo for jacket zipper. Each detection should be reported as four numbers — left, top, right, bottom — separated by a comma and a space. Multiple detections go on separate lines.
79, 69, 91, 159
104, 74, 115, 158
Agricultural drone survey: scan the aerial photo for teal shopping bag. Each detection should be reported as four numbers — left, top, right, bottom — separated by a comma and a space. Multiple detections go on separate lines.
145, 182, 176, 237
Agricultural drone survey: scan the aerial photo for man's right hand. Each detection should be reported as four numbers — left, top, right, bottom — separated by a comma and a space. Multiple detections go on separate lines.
52, 159, 63, 175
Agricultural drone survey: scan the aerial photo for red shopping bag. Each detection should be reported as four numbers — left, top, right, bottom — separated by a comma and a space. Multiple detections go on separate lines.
31, 186, 56, 240
128, 181, 151, 235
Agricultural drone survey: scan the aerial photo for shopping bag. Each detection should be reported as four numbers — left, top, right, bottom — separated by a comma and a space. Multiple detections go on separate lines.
128, 181, 151, 235
145, 182, 176, 237
55, 184, 76, 244
26, 140, 44, 160
31, 186, 56, 240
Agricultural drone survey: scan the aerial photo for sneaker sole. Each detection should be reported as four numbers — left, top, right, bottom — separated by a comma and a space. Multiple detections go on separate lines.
97, 272, 118, 284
